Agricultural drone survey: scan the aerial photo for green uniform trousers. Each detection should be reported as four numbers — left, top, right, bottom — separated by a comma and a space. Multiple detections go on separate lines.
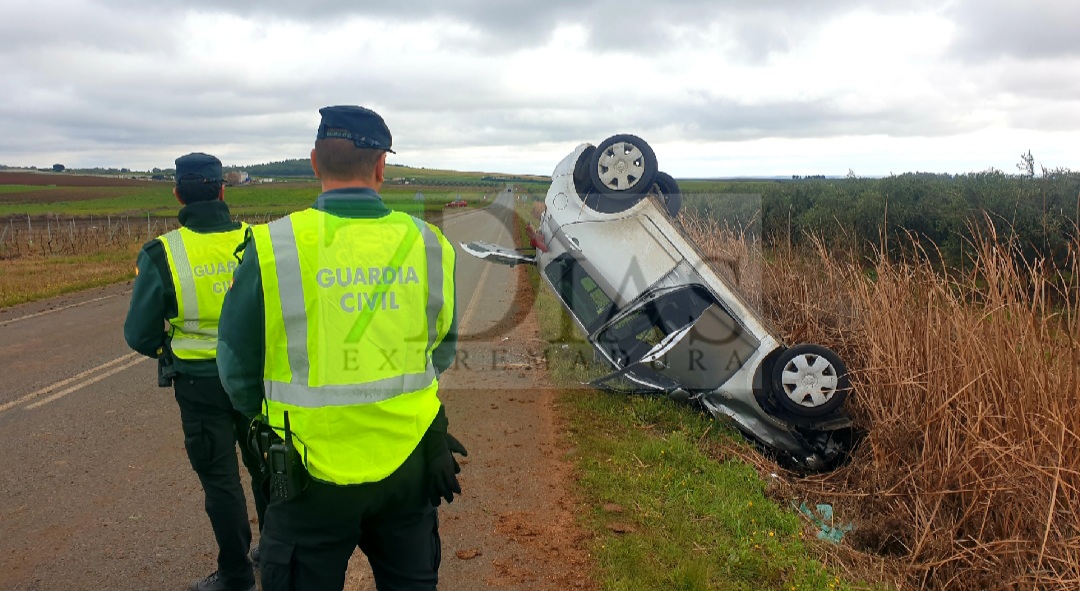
258, 442, 440, 591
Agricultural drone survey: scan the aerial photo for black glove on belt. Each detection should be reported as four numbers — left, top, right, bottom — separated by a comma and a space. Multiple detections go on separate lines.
422, 406, 468, 506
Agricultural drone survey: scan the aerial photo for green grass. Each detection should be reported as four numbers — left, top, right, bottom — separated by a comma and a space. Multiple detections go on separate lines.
0, 187, 175, 216
0, 185, 54, 194
534, 280, 876, 591
0, 182, 502, 217
562, 390, 861, 591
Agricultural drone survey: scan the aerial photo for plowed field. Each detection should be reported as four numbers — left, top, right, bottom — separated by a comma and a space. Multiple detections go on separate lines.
0, 171, 163, 203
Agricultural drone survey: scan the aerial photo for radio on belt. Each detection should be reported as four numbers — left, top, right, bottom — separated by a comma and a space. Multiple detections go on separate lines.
266, 411, 307, 500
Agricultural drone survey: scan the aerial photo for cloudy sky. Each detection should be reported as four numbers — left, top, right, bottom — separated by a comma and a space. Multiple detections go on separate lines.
1, 0, 1077, 177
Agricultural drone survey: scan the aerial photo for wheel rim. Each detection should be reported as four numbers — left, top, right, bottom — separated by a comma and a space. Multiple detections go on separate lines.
596, 141, 647, 191
780, 353, 839, 408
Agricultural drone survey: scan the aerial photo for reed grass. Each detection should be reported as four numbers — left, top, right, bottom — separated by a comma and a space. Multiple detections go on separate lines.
685, 217, 1080, 590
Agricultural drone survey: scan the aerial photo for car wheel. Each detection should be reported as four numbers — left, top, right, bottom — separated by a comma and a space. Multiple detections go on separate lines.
771, 344, 850, 417
589, 134, 658, 199
654, 171, 681, 217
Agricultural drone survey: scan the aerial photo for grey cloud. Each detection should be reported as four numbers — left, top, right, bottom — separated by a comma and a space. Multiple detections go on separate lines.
1022, 103, 1080, 131
3, 0, 1074, 173
0, 48, 983, 170
0, 67, 316, 168
988, 59, 1080, 103
608, 97, 963, 143
383, 89, 975, 156
0, 106, 314, 169
98, 0, 931, 56
947, 0, 1080, 61
0, 2, 174, 54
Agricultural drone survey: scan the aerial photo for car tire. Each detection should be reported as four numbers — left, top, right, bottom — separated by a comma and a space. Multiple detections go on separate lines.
654, 171, 681, 217
573, 146, 597, 198
588, 134, 658, 199
771, 344, 850, 417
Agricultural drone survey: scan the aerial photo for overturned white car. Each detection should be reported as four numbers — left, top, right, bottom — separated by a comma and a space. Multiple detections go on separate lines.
463, 135, 855, 471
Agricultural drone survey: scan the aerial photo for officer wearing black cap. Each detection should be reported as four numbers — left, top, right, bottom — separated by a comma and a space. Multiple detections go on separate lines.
125, 153, 267, 591
217, 106, 464, 591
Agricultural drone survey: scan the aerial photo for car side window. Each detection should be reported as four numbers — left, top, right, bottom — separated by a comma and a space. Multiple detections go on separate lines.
545, 254, 615, 331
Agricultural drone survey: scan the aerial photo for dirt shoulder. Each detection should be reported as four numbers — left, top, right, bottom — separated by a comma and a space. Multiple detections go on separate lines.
343, 265, 595, 590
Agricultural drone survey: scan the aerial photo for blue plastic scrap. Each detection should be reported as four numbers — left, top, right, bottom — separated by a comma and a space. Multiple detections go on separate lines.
797, 502, 854, 543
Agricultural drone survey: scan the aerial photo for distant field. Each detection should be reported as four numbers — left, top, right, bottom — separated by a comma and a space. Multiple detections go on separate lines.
0, 170, 517, 217
0, 170, 536, 307
0, 171, 745, 219
384, 163, 549, 186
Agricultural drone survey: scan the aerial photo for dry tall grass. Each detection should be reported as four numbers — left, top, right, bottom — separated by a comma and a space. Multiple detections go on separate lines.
685, 217, 1080, 591
0, 217, 157, 307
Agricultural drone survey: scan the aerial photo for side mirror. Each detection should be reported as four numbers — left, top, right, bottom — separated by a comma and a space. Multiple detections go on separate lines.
460, 241, 537, 267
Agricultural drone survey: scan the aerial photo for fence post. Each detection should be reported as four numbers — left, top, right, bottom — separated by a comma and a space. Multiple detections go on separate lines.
147, 213, 151, 240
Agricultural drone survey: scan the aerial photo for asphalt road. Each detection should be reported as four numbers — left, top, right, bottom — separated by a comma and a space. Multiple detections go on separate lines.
0, 187, 549, 591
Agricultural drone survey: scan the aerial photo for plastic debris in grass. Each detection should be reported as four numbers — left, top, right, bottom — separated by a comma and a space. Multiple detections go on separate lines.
797, 502, 854, 543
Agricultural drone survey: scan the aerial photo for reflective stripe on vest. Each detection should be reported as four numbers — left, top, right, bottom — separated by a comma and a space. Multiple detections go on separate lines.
263, 213, 446, 404
254, 208, 455, 484
158, 223, 248, 360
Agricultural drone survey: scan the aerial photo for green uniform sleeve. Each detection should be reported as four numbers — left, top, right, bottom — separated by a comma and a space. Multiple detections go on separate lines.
124, 242, 171, 358
432, 255, 458, 375
218, 238, 266, 418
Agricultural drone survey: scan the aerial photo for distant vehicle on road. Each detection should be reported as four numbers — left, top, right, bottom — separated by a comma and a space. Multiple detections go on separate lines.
461, 134, 856, 471
445, 198, 468, 208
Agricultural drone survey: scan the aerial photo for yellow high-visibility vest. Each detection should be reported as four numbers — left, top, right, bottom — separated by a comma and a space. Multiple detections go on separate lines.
159, 223, 249, 360
253, 208, 455, 485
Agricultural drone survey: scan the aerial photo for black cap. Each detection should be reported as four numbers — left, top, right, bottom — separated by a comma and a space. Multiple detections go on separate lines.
174, 152, 223, 183
317, 105, 395, 153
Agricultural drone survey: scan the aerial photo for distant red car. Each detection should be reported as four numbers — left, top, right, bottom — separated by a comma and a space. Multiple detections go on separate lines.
445, 199, 468, 208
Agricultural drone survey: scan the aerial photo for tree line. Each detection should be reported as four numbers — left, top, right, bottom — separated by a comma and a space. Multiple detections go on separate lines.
686, 166, 1080, 270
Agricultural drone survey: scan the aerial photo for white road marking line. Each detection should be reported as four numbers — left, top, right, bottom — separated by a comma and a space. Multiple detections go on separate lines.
458, 208, 510, 333
0, 352, 143, 414
24, 356, 149, 410
0, 291, 131, 328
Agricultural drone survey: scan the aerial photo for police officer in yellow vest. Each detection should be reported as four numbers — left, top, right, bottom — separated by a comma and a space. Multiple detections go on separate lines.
124, 153, 267, 591
217, 106, 464, 591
